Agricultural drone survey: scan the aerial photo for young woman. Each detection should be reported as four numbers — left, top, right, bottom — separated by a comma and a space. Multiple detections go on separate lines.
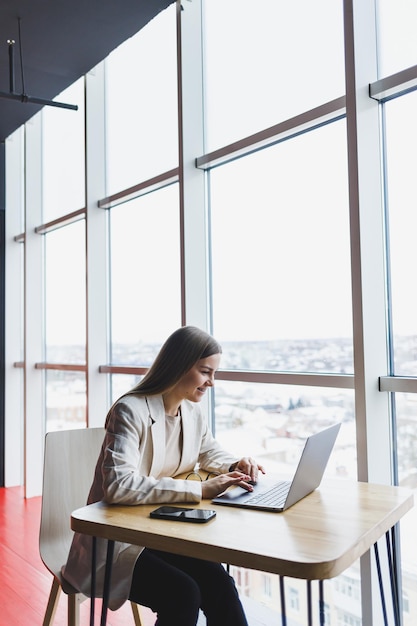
63, 326, 265, 625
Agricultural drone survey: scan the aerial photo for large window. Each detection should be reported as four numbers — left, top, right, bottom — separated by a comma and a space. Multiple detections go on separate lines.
105, 4, 178, 195
43, 221, 87, 431
44, 221, 86, 364
209, 120, 352, 370
109, 184, 181, 364
42, 80, 85, 221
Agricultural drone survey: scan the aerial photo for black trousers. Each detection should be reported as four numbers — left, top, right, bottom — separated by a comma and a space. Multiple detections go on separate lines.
129, 548, 249, 626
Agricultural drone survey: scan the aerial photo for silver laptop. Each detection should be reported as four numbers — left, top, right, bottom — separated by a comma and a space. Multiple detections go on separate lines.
212, 422, 341, 512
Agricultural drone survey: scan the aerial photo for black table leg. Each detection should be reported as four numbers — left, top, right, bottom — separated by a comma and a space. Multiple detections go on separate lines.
100, 540, 115, 626
306, 580, 313, 626
279, 576, 287, 626
90, 536, 97, 626
374, 541, 389, 626
385, 529, 401, 626
319, 580, 325, 626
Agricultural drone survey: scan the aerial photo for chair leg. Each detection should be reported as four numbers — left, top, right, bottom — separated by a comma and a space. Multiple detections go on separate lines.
43, 578, 62, 626
67, 593, 83, 626
45, 584, 142, 626
130, 601, 144, 626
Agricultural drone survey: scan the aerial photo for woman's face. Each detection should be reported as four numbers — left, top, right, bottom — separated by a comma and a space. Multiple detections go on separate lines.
173, 353, 221, 403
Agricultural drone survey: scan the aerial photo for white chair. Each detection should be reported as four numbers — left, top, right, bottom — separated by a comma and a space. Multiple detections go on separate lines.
39, 427, 143, 626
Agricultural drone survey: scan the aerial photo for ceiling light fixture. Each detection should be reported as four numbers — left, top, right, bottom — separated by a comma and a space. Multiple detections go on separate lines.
0, 18, 78, 111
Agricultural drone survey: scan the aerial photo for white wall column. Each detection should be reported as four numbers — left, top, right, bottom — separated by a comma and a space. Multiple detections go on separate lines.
4, 128, 24, 486
85, 63, 110, 426
344, 0, 392, 622
24, 114, 45, 497
345, 0, 391, 485
177, 0, 209, 330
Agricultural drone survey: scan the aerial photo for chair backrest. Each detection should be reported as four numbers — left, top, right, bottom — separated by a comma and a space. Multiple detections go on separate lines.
39, 427, 105, 581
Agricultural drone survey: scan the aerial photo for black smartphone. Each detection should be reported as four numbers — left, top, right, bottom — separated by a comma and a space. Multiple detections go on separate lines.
150, 506, 216, 523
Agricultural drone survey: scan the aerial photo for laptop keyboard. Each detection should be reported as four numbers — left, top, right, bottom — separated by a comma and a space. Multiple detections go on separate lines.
244, 480, 291, 507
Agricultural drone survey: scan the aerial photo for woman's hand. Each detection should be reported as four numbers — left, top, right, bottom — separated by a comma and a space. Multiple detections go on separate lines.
229, 457, 266, 485
201, 471, 255, 499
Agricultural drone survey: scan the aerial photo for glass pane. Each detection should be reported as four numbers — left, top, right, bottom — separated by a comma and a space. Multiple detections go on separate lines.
110, 185, 181, 362
203, 0, 345, 151
394, 392, 417, 626
45, 371, 86, 432
42, 79, 85, 221
214, 381, 356, 478
44, 221, 86, 363
105, 4, 178, 195
111, 374, 143, 404
6, 127, 25, 231
215, 381, 358, 624
377, 0, 417, 77
384, 94, 417, 375
232, 563, 362, 625
210, 121, 353, 373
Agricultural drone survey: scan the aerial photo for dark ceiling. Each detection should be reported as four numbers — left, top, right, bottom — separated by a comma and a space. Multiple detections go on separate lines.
0, 0, 174, 142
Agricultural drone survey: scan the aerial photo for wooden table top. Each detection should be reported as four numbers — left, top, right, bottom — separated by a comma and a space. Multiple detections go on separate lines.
71, 479, 413, 581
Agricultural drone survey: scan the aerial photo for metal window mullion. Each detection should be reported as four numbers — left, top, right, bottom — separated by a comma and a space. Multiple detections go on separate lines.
370, 64, 417, 102
34, 207, 86, 234
196, 96, 346, 170
98, 168, 179, 209
379, 377, 417, 393
344, 0, 392, 624
97, 365, 354, 389
216, 370, 354, 389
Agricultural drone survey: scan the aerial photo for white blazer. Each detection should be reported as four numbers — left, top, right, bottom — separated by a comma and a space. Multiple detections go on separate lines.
62, 394, 237, 610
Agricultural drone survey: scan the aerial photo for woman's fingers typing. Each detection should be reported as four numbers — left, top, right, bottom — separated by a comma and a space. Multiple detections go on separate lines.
201, 471, 254, 499
234, 457, 266, 484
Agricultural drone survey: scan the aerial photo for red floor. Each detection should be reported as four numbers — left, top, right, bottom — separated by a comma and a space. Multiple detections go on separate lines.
0, 486, 156, 626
